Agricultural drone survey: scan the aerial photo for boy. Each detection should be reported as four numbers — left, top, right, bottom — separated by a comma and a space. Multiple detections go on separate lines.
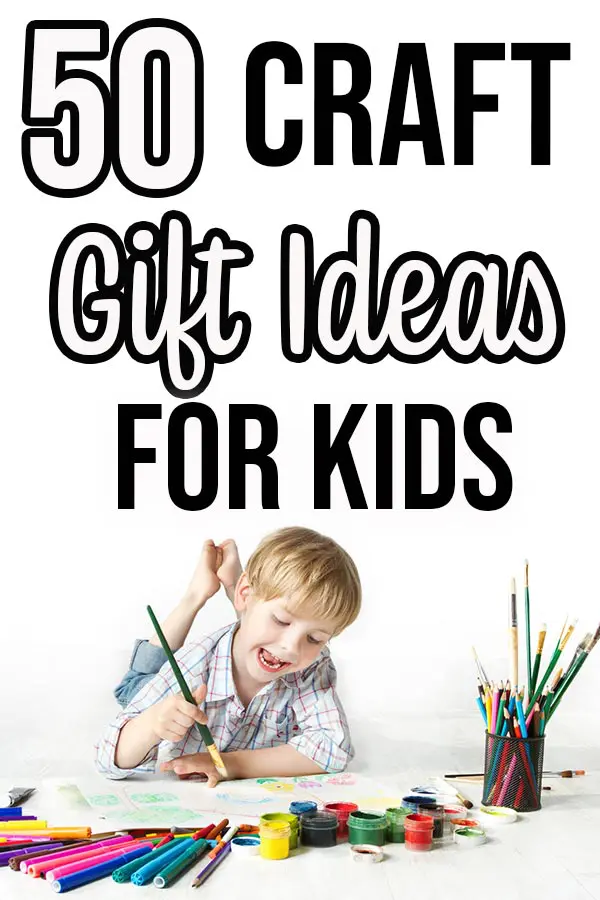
95, 527, 361, 785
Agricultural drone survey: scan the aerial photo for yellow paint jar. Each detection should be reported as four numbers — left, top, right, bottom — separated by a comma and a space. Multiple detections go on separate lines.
259, 821, 291, 860
260, 812, 298, 849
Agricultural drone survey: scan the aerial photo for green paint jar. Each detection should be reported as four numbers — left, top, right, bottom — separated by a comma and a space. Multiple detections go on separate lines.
260, 812, 299, 850
385, 806, 411, 843
347, 811, 387, 846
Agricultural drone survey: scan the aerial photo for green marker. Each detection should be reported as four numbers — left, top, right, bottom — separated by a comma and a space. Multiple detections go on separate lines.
147, 605, 227, 778
112, 840, 179, 883
153, 839, 209, 888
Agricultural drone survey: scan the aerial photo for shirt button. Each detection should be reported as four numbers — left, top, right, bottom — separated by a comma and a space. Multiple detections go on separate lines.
237, 708, 245, 718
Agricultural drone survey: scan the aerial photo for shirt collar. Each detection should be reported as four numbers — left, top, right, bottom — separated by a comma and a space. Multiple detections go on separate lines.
204, 620, 280, 703
205, 621, 238, 702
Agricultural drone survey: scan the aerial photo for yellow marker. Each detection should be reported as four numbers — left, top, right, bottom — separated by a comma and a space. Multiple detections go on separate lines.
0, 827, 90, 839
0, 821, 48, 831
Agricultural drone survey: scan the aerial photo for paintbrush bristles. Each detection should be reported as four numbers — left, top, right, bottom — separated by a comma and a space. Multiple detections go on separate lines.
524, 560, 529, 587
536, 625, 547, 653
559, 620, 578, 651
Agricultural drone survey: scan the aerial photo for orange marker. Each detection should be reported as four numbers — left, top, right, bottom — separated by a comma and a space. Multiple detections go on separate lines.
205, 819, 228, 840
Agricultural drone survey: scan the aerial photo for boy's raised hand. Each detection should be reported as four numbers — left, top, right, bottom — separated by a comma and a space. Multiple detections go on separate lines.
184, 540, 224, 607
216, 539, 242, 603
147, 684, 208, 744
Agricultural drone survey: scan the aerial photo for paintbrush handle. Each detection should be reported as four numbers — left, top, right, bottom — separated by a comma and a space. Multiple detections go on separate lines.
526, 647, 562, 716
146, 606, 227, 776
509, 627, 519, 687
545, 654, 588, 722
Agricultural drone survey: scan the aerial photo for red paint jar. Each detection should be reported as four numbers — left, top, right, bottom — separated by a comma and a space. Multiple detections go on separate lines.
324, 802, 359, 838
404, 814, 434, 852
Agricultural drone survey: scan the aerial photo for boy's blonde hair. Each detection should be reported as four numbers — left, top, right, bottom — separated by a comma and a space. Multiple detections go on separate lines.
246, 527, 361, 636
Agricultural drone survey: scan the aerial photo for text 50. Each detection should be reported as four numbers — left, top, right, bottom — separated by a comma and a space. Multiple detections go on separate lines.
22, 19, 203, 197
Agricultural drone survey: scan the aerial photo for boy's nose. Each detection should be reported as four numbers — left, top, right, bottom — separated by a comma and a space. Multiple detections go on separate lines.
278, 638, 300, 663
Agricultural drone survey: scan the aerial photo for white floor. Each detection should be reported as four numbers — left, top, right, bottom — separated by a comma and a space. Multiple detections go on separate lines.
1, 710, 600, 899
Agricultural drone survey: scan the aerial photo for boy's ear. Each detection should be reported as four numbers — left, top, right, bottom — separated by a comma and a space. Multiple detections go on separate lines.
234, 572, 252, 613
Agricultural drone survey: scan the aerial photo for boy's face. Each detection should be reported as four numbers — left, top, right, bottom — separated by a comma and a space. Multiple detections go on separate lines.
233, 574, 335, 685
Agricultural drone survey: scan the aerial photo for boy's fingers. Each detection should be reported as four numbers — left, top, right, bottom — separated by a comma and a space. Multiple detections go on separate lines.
192, 684, 208, 705
172, 758, 196, 775
206, 774, 220, 789
170, 712, 197, 730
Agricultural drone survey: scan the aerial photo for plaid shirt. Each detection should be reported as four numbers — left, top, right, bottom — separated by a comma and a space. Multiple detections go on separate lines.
95, 622, 354, 779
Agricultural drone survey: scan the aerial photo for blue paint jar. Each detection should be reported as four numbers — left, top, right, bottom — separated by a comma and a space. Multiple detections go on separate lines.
402, 795, 436, 814
290, 801, 318, 817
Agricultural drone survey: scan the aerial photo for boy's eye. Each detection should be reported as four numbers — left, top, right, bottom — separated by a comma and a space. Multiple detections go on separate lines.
307, 635, 324, 645
272, 615, 290, 626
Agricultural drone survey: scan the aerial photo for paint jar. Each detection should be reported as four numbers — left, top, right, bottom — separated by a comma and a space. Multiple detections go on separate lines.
260, 813, 299, 850
347, 811, 387, 847
385, 807, 411, 843
259, 822, 291, 860
324, 802, 359, 839
404, 814, 434, 853
289, 801, 317, 817
402, 795, 436, 814
418, 803, 444, 840
299, 811, 338, 848
448, 817, 480, 833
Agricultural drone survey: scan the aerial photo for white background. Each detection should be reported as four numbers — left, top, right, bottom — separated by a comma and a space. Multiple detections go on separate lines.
1, 1, 599, 774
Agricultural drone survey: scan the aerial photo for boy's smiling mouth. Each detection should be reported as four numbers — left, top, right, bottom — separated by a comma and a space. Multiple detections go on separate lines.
257, 648, 291, 673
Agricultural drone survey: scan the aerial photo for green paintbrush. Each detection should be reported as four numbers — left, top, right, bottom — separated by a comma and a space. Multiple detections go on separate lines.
530, 623, 546, 695
547, 625, 600, 722
525, 561, 532, 696
525, 620, 576, 717
147, 605, 227, 778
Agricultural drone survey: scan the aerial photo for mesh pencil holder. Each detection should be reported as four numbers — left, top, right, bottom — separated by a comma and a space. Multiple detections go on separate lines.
482, 731, 545, 812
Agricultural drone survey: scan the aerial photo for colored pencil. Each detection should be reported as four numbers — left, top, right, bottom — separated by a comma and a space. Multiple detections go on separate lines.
530, 623, 547, 695
191, 840, 232, 888
476, 695, 487, 725
147, 605, 227, 778
491, 684, 500, 734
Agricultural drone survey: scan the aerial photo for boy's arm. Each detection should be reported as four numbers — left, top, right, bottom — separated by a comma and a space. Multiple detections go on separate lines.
286, 650, 354, 773
164, 744, 325, 781
97, 642, 210, 779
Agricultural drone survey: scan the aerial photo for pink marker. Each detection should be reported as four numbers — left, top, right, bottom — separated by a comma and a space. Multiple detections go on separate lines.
46, 841, 153, 882
25, 835, 133, 875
